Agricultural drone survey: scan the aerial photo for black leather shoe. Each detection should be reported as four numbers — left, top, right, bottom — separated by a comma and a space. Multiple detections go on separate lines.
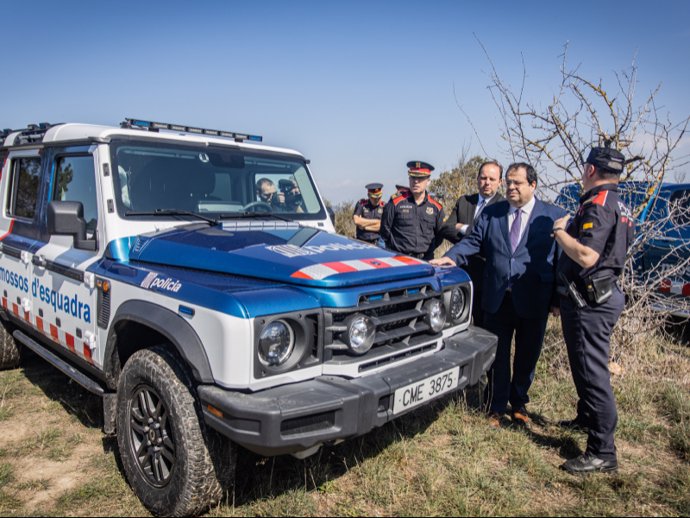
560, 453, 618, 474
558, 417, 589, 433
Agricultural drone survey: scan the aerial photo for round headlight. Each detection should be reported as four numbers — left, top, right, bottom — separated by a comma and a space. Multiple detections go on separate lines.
449, 287, 466, 322
258, 320, 295, 367
344, 314, 375, 355
424, 299, 447, 333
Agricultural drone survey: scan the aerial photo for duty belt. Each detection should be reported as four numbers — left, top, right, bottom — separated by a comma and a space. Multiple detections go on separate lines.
558, 273, 616, 307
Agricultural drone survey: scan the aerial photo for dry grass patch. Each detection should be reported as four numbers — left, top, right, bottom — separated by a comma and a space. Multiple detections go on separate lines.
0, 320, 687, 516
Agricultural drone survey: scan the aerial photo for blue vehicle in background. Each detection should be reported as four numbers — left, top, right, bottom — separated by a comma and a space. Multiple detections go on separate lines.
556, 181, 690, 318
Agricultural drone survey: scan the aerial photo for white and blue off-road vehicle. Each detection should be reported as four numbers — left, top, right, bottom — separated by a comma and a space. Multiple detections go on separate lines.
0, 119, 497, 516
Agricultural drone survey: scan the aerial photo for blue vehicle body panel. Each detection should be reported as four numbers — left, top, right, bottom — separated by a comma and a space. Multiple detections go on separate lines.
91, 225, 470, 319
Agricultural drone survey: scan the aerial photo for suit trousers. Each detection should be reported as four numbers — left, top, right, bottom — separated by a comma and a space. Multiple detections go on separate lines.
483, 291, 548, 414
560, 286, 624, 461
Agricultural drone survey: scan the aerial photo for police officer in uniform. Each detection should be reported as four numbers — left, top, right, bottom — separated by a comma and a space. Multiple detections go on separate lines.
552, 145, 635, 474
380, 161, 444, 260
390, 184, 410, 201
353, 183, 385, 246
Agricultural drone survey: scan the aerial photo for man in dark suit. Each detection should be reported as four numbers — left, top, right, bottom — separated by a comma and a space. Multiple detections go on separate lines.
440, 160, 504, 326
431, 163, 566, 427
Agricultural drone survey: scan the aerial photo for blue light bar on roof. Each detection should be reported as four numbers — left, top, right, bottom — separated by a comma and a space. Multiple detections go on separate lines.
121, 118, 263, 142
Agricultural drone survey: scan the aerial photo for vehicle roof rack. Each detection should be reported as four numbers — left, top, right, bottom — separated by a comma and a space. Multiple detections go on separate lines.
120, 118, 263, 143
1, 122, 55, 145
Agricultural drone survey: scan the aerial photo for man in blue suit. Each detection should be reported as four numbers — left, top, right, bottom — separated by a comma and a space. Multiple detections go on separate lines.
431, 163, 566, 427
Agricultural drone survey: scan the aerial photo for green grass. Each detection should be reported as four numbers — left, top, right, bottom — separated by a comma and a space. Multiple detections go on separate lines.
0, 463, 14, 488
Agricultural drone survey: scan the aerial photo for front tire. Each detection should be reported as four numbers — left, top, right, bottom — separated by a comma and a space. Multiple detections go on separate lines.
116, 346, 235, 517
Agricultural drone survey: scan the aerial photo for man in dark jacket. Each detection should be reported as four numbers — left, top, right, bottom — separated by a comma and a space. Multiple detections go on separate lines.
380, 161, 445, 260
440, 160, 504, 326
431, 163, 566, 427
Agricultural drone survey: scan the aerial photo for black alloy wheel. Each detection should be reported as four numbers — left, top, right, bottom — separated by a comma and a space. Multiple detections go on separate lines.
129, 384, 176, 487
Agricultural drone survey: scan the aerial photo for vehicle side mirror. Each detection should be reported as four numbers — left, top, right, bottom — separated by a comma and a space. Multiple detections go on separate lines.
47, 201, 97, 251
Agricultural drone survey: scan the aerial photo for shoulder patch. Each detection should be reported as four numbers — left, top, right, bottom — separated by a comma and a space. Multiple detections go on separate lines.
591, 190, 609, 206
427, 195, 443, 211
392, 193, 408, 206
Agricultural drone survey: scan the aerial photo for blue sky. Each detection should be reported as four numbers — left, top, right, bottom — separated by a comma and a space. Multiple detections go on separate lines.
1, 1, 689, 203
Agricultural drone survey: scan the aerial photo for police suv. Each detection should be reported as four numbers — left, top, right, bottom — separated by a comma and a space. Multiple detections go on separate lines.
0, 119, 497, 516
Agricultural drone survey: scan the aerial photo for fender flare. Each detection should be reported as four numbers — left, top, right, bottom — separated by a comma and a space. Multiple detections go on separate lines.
107, 300, 214, 383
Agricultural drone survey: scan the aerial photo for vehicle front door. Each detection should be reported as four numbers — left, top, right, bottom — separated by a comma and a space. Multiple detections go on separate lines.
30, 148, 100, 368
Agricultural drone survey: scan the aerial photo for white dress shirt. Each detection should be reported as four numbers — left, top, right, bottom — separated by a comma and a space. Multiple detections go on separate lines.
508, 196, 536, 245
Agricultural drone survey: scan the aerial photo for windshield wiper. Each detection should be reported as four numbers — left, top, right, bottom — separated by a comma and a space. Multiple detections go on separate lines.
125, 209, 219, 225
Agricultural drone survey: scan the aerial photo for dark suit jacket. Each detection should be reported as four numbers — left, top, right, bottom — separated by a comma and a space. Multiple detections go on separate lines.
444, 198, 566, 319
440, 192, 504, 244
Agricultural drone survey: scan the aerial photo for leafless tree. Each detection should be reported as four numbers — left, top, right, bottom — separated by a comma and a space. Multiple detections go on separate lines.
481, 41, 690, 348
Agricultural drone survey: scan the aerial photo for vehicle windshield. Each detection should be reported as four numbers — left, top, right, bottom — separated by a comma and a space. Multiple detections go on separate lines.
110, 140, 326, 220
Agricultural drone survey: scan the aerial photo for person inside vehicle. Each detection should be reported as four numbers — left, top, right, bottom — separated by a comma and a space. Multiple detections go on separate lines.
256, 177, 285, 209
279, 178, 304, 213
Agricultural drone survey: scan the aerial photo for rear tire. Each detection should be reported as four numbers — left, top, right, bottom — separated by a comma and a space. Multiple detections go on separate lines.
116, 345, 235, 517
0, 320, 20, 370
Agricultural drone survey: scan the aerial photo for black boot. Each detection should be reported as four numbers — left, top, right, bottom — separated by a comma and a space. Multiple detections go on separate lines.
560, 452, 618, 474
558, 416, 589, 433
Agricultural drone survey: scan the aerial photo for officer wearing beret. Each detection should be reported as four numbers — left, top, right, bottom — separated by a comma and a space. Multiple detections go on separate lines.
553, 144, 635, 474
353, 183, 385, 246
380, 161, 445, 260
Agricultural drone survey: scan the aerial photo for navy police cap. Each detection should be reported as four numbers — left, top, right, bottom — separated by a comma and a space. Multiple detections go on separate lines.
407, 161, 435, 178
366, 182, 383, 197
585, 146, 625, 174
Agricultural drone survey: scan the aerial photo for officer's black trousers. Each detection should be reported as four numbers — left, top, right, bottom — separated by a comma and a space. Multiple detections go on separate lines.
560, 287, 624, 461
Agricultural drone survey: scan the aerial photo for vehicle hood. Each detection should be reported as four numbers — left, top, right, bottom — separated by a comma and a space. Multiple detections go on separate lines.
108, 222, 434, 288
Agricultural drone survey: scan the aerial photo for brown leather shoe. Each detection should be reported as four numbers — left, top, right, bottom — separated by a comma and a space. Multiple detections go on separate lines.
487, 413, 506, 429
511, 407, 530, 426
558, 417, 589, 433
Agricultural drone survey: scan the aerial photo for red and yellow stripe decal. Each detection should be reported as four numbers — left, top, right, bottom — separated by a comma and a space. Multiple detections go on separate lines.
291, 255, 425, 281
2, 296, 95, 365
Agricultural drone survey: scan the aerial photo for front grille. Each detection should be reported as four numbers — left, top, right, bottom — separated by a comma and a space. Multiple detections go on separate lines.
323, 284, 442, 369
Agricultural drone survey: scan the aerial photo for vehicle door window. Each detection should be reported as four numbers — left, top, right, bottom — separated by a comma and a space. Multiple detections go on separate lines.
8, 157, 41, 219
53, 156, 98, 236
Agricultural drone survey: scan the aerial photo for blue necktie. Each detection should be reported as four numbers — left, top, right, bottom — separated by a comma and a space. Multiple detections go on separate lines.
474, 198, 486, 221
510, 209, 522, 252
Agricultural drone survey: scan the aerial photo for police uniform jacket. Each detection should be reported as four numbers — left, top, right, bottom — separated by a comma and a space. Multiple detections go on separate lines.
380, 191, 445, 260
353, 198, 384, 242
557, 183, 635, 291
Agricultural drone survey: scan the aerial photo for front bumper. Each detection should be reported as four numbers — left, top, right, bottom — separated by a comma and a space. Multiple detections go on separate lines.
198, 326, 497, 456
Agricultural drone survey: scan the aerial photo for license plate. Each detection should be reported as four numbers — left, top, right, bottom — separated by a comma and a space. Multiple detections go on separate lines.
392, 366, 460, 415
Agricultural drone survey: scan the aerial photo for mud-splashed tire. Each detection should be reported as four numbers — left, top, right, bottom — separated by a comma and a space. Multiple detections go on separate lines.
0, 321, 20, 370
116, 345, 236, 517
